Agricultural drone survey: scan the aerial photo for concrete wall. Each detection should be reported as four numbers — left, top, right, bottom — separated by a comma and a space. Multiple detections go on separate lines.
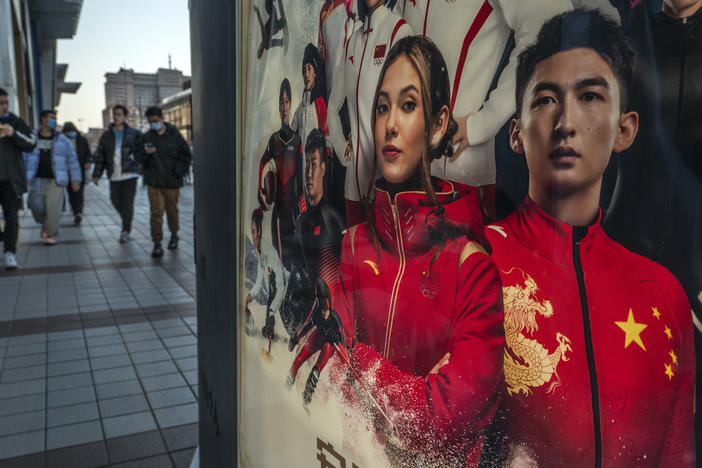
0, 0, 19, 112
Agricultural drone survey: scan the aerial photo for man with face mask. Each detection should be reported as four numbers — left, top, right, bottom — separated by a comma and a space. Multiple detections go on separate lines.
138, 106, 192, 258
0, 87, 35, 269
24, 110, 81, 245
62, 122, 92, 225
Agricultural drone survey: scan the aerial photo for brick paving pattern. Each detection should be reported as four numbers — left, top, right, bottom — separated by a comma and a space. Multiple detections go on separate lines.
0, 181, 198, 467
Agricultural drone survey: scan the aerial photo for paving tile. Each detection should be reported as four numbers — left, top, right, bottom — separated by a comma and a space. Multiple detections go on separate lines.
98, 394, 149, 418
47, 385, 95, 408
176, 357, 197, 372
86, 333, 123, 347
47, 338, 86, 352
147, 386, 196, 409
45, 440, 108, 468
0, 393, 45, 417
47, 372, 93, 391
106, 430, 166, 463
125, 339, 164, 353
112, 454, 172, 468
0, 451, 45, 468
154, 402, 198, 429
103, 411, 157, 439
122, 330, 159, 343
47, 401, 99, 428
4, 342, 46, 357
130, 349, 171, 365
0, 365, 45, 383
156, 326, 191, 339
0, 379, 45, 399
118, 322, 153, 333
47, 329, 83, 342
92, 365, 137, 385
135, 360, 178, 378
0, 410, 45, 437
169, 344, 197, 359
172, 447, 197, 468
46, 420, 102, 450
96, 379, 142, 400
163, 335, 197, 348
141, 372, 187, 392
88, 342, 127, 358
161, 422, 198, 452
84, 326, 119, 338
2, 353, 45, 370
90, 353, 131, 370
48, 346, 88, 363
7, 334, 45, 346
0, 430, 44, 459
152, 318, 185, 330
47, 358, 90, 377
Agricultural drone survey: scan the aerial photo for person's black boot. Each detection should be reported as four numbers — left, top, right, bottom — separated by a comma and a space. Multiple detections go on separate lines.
168, 234, 179, 250
261, 315, 275, 339
151, 242, 164, 258
302, 367, 320, 406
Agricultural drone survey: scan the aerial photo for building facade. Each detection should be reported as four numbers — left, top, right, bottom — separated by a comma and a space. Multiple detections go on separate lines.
102, 67, 190, 130
162, 85, 192, 147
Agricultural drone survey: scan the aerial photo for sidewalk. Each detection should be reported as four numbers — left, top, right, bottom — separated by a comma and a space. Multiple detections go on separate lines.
0, 180, 198, 467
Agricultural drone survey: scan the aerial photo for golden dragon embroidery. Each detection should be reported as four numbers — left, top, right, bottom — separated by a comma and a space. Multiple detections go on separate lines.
503, 272, 573, 396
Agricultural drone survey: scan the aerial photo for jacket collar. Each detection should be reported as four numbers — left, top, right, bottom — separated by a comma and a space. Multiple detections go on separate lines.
363, 4, 391, 35
372, 178, 476, 257
507, 197, 607, 269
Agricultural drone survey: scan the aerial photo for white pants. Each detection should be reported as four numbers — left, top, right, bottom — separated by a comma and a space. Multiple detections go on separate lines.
28, 178, 65, 237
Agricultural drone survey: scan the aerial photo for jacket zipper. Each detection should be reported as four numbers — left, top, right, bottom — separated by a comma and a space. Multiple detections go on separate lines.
572, 227, 601, 467
383, 200, 406, 358
354, 28, 370, 201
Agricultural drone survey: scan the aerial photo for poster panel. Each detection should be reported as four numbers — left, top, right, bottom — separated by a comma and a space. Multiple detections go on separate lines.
237, 1, 700, 466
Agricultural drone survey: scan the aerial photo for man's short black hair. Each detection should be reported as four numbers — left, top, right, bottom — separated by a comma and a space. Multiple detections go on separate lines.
358, 0, 397, 23
515, 9, 634, 115
0, 88, 7, 97
304, 128, 327, 161
113, 104, 128, 117
145, 106, 162, 118
251, 207, 263, 233
40, 109, 55, 120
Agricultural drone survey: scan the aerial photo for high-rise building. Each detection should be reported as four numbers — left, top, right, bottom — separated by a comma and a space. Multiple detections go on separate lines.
102, 67, 190, 130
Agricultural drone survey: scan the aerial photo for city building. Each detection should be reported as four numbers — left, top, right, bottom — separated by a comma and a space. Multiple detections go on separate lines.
162, 82, 192, 146
102, 67, 190, 130
0, 0, 83, 127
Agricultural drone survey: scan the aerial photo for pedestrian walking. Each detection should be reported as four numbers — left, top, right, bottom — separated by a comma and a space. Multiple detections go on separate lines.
24, 110, 80, 245
139, 106, 192, 258
92, 105, 143, 243
0, 87, 36, 269
62, 121, 91, 225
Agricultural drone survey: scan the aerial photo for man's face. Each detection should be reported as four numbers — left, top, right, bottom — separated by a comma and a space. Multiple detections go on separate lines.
303, 63, 316, 92
41, 112, 56, 127
279, 89, 291, 126
663, 0, 702, 16
511, 48, 637, 199
306, 149, 325, 206
147, 115, 163, 127
113, 108, 125, 126
366, 0, 384, 10
0, 95, 8, 116
251, 220, 261, 252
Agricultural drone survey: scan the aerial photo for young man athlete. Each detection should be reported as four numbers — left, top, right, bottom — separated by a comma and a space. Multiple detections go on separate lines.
485, 9, 694, 467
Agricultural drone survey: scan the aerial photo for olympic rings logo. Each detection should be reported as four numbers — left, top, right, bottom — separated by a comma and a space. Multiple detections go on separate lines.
420, 285, 435, 299
374, 58, 384, 66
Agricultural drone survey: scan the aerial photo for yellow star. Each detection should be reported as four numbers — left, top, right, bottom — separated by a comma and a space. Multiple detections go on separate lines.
615, 309, 648, 351
664, 363, 675, 380
664, 326, 672, 340
669, 350, 678, 365
652, 307, 661, 320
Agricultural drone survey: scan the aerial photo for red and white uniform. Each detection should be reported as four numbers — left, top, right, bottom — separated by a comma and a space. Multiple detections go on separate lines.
318, 0, 360, 100
402, 0, 572, 187
335, 180, 504, 465
327, 5, 412, 223
485, 198, 695, 467
291, 90, 328, 147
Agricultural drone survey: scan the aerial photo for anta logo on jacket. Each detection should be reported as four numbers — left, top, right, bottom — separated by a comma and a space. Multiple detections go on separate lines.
485, 198, 694, 467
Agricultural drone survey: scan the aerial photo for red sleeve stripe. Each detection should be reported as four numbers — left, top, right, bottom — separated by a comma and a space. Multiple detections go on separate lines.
389, 19, 407, 50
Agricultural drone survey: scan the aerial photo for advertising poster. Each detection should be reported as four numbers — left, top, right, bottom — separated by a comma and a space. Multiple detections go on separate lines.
238, 0, 701, 466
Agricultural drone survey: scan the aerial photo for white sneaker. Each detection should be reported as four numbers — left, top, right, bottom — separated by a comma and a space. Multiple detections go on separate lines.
119, 231, 130, 244
4, 252, 18, 270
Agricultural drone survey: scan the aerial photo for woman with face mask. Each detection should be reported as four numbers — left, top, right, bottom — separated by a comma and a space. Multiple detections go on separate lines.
62, 122, 91, 225
334, 36, 504, 466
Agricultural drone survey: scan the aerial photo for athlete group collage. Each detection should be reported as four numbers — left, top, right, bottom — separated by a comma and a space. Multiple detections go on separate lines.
240, 0, 701, 466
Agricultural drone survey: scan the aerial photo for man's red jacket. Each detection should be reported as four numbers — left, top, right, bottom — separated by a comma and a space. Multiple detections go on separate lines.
485, 198, 695, 467
335, 179, 504, 466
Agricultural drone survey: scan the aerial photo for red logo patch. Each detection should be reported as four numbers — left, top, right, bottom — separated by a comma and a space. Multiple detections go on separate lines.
629, 0, 642, 6
349, 55, 354, 64
374, 44, 386, 59
314, 225, 321, 236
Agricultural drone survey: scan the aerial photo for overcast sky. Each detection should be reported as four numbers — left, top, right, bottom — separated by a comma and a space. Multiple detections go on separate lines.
56, 0, 191, 132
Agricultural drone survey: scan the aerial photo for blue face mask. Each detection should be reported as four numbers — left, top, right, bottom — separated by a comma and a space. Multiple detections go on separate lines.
48, 119, 57, 130
67, 132, 77, 139
0, 112, 9, 119
149, 121, 163, 132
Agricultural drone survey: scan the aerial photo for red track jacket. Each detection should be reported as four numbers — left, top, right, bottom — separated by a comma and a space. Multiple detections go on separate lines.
335, 179, 504, 466
485, 198, 695, 467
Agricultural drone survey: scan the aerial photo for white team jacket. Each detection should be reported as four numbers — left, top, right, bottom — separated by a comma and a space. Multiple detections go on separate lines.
250, 238, 288, 316
319, 0, 360, 103
402, 0, 572, 187
327, 5, 412, 203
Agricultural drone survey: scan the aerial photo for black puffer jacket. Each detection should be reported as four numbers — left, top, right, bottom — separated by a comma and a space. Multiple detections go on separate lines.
0, 112, 35, 195
138, 123, 192, 188
92, 123, 143, 179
